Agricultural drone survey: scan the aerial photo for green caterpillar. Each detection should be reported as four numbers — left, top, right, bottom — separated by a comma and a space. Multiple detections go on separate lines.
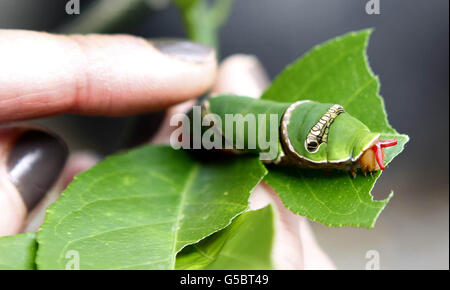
200, 95, 397, 176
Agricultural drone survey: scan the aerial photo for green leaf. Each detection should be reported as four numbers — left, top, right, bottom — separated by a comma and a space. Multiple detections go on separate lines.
0, 233, 37, 270
36, 145, 266, 269
262, 30, 409, 228
263, 30, 391, 133
176, 205, 274, 270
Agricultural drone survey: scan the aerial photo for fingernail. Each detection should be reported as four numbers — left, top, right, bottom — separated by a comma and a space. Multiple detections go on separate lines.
7, 130, 68, 211
152, 39, 214, 63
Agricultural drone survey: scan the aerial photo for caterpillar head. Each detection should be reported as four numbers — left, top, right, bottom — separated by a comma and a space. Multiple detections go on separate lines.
359, 139, 398, 172
281, 101, 399, 174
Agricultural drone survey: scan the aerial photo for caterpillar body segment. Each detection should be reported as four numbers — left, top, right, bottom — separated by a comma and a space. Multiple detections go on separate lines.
199, 95, 397, 175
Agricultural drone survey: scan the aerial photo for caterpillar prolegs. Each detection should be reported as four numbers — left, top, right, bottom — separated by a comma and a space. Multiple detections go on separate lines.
197, 95, 397, 176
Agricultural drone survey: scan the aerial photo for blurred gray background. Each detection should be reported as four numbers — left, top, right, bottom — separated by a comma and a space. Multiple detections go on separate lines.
1, 0, 448, 269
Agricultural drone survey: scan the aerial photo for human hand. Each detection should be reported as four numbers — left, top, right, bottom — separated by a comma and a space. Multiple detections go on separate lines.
0, 29, 217, 235
0, 30, 333, 269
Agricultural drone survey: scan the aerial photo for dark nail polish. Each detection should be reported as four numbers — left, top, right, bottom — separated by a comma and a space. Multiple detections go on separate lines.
7, 130, 68, 211
152, 39, 214, 63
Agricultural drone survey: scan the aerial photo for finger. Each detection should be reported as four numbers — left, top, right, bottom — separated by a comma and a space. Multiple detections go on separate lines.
249, 184, 335, 270
150, 54, 270, 144
298, 218, 336, 269
249, 183, 304, 269
211, 54, 270, 98
59, 152, 100, 190
0, 125, 68, 236
150, 100, 196, 145
23, 151, 100, 233
0, 30, 217, 122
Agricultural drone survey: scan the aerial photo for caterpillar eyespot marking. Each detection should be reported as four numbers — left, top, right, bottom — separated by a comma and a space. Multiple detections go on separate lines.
304, 104, 345, 153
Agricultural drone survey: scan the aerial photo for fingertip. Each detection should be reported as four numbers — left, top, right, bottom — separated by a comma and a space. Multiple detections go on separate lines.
60, 151, 101, 190
150, 99, 197, 145
298, 218, 336, 270
212, 54, 270, 98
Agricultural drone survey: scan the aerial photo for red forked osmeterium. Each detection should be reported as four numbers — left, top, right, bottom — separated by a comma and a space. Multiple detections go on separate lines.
371, 139, 398, 170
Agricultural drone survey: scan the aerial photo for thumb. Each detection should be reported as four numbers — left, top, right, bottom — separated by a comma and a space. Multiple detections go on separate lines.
0, 126, 68, 236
